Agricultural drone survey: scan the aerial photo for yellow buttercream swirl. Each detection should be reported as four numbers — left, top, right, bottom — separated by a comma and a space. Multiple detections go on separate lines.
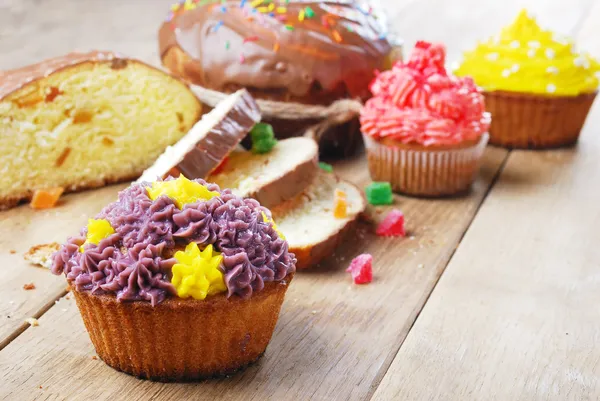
147, 175, 219, 209
455, 10, 600, 95
171, 242, 227, 300
261, 212, 286, 240
79, 219, 115, 252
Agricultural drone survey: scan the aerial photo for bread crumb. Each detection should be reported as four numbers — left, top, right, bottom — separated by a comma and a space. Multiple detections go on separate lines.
9, 250, 16, 254
25, 317, 39, 327
311, 310, 318, 314
91, 355, 98, 360
23, 283, 36, 290
39, 385, 43, 389
417, 264, 424, 269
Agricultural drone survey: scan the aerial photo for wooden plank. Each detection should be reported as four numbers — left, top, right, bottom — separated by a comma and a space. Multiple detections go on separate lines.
371, 7, 600, 400
0, 185, 127, 349
0, 147, 507, 401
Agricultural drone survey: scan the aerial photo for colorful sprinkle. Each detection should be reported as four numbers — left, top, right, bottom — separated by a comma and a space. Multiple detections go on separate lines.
220, 5, 227, 12
240, 54, 246, 63
285, 24, 294, 31
257, 6, 269, 12
321, 15, 330, 28
298, 9, 305, 21
250, 0, 263, 6
213, 20, 224, 32
244, 35, 259, 43
273, 41, 280, 52
268, 2, 275, 11
304, 6, 315, 18
276, 6, 287, 13
225, 40, 230, 49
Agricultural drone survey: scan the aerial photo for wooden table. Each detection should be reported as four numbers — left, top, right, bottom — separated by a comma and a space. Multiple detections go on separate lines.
1, 0, 599, 399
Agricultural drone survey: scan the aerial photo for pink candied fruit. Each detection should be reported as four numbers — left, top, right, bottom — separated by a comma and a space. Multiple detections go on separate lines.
346, 254, 373, 285
376, 209, 406, 237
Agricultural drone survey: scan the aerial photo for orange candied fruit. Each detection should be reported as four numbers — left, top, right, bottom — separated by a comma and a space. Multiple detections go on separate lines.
333, 189, 348, 219
30, 187, 64, 210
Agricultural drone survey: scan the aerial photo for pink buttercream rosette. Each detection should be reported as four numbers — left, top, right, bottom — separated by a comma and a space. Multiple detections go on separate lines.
360, 41, 490, 146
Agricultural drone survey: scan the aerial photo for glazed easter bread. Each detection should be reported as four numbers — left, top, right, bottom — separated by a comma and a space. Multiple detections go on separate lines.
0, 51, 202, 209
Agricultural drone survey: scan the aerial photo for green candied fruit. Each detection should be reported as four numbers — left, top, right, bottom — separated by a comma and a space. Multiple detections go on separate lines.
252, 138, 278, 154
318, 162, 333, 173
250, 123, 278, 154
365, 182, 393, 205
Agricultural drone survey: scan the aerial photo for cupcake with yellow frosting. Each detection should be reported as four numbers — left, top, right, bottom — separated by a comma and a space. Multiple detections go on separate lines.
51, 175, 295, 381
455, 10, 600, 148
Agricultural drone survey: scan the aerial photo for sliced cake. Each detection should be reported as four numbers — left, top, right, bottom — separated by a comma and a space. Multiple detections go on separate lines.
271, 171, 366, 269
208, 137, 318, 208
0, 51, 202, 209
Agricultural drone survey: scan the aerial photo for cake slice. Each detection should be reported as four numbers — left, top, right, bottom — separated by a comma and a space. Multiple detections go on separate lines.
208, 137, 318, 208
0, 51, 202, 209
271, 171, 366, 269
138, 89, 260, 182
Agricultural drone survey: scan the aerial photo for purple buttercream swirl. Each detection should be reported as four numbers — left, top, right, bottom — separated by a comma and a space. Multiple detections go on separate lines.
51, 178, 296, 305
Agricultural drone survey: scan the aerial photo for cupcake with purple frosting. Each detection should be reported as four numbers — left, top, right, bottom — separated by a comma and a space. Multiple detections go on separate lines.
52, 175, 295, 381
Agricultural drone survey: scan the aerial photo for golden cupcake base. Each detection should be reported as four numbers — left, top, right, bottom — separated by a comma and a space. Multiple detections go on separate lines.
363, 134, 489, 197
484, 91, 597, 149
72, 278, 292, 382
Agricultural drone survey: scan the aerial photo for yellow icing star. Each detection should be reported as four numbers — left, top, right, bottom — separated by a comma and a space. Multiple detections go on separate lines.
455, 9, 600, 95
147, 175, 219, 209
171, 243, 227, 300
261, 211, 286, 240
79, 219, 115, 252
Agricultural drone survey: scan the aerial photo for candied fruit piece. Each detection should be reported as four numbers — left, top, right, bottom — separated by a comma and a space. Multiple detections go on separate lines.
250, 122, 278, 154
376, 209, 406, 237
365, 182, 393, 205
346, 254, 373, 284
30, 187, 64, 210
333, 189, 348, 219
319, 162, 333, 173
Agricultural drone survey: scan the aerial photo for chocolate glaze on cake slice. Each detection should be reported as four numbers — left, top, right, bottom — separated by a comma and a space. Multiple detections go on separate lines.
139, 89, 260, 182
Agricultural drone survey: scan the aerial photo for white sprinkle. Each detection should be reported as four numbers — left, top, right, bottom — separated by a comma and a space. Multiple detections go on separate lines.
511, 64, 520, 72
25, 317, 39, 327
510, 40, 520, 49
501, 69, 511, 78
547, 83, 557, 93
485, 52, 499, 61
527, 49, 537, 58
553, 34, 569, 45
528, 40, 541, 49
545, 48, 556, 59
546, 66, 559, 74
574, 56, 590, 69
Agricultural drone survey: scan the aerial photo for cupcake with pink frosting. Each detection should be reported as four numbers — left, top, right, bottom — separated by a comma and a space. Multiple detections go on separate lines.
52, 175, 295, 381
360, 41, 490, 196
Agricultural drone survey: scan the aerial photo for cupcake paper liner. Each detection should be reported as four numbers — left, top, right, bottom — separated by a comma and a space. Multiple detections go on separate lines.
484, 91, 596, 149
363, 133, 489, 197
73, 278, 292, 382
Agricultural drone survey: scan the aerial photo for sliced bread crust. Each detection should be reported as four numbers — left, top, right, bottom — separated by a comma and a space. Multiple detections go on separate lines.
208, 137, 318, 208
271, 171, 366, 269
